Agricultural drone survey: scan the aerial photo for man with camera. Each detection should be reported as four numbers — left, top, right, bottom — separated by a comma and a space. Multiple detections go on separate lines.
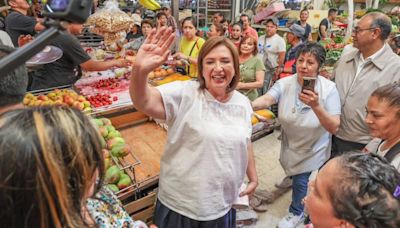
5, 0, 45, 47
29, 23, 130, 91
331, 12, 400, 156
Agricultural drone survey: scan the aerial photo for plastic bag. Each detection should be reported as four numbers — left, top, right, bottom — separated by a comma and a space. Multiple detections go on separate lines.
87, 0, 133, 34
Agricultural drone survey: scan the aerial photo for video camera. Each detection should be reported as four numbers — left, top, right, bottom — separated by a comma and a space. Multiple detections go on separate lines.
0, 0, 93, 76
42, 0, 93, 23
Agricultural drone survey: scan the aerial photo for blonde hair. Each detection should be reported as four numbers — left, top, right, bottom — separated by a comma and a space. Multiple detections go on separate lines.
0, 106, 104, 228
197, 36, 240, 93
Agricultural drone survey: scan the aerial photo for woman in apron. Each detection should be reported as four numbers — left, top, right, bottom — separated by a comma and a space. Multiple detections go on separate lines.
252, 42, 341, 228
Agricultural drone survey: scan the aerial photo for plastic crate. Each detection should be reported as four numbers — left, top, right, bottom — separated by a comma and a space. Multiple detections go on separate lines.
278, 18, 289, 27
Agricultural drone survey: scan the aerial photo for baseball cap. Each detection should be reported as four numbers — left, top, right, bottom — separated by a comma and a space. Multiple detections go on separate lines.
265, 17, 279, 26
282, 24, 305, 38
132, 14, 142, 26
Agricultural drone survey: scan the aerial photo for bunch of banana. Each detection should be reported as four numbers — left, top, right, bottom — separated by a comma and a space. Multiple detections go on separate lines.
138, 0, 161, 11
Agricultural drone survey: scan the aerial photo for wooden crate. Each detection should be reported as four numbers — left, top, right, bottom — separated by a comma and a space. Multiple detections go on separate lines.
124, 191, 157, 225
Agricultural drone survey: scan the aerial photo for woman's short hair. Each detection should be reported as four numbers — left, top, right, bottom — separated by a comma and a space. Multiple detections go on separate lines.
141, 19, 154, 28
239, 35, 258, 56
0, 106, 104, 227
295, 42, 326, 68
329, 152, 400, 228
370, 82, 400, 117
197, 36, 240, 93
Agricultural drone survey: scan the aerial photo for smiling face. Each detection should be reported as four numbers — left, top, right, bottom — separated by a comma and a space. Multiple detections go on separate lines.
202, 45, 235, 96
300, 10, 309, 22
365, 96, 400, 140
305, 159, 351, 228
296, 52, 320, 83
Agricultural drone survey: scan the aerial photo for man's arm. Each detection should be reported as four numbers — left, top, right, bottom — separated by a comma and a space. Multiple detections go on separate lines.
274, 51, 285, 79
34, 18, 45, 32
80, 59, 129, 72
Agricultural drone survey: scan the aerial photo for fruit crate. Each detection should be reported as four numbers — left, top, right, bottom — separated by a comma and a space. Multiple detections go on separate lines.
110, 151, 143, 200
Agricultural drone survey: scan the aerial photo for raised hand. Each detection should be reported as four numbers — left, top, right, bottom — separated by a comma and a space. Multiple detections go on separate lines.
134, 27, 175, 76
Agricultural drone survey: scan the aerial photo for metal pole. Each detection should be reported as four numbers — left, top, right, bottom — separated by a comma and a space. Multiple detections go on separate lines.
171, 0, 179, 23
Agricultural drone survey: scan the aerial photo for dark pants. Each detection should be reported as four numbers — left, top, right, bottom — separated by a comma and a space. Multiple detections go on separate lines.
330, 135, 366, 159
154, 199, 236, 228
289, 172, 311, 216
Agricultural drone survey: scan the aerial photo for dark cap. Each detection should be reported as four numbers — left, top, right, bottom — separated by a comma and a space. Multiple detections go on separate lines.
265, 17, 279, 26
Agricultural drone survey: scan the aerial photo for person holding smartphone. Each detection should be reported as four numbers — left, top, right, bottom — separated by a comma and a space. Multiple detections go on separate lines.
252, 42, 341, 228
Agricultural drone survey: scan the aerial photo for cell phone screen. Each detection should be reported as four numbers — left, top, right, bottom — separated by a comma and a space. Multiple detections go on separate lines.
302, 77, 316, 92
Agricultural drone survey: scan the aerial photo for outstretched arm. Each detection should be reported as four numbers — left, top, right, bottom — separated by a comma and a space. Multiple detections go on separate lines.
129, 27, 175, 120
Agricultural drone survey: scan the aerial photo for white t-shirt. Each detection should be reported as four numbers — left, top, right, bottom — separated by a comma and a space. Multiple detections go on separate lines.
156, 80, 253, 221
258, 33, 286, 69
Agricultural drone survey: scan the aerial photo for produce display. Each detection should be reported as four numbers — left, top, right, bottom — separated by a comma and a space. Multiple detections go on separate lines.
23, 89, 92, 113
320, 37, 345, 66
87, 93, 118, 108
105, 165, 133, 192
153, 74, 192, 85
251, 109, 276, 125
148, 66, 175, 79
92, 117, 135, 193
148, 66, 192, 86
75, 69, 132, 109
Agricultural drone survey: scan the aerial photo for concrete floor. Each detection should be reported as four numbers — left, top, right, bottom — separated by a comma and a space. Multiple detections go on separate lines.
246, 129, 294, 227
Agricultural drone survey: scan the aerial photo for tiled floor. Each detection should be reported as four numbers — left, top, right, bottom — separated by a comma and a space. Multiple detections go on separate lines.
247, 130, 293, 227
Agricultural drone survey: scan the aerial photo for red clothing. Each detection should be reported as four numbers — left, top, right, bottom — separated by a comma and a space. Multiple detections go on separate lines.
242, 27, 258, 41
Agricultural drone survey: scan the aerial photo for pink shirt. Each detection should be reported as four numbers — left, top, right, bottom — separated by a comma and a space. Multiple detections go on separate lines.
243, 27, 258, 41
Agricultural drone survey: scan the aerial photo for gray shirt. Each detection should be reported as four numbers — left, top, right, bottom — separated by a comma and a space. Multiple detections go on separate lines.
333, 44, 400, 144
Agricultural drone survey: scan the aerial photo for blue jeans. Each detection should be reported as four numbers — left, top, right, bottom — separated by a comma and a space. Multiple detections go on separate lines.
289, 172, 312, 216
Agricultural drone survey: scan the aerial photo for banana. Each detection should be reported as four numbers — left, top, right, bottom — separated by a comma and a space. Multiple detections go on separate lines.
138, 0, 161, 11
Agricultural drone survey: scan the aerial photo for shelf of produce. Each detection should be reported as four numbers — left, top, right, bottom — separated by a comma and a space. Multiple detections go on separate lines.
115, 121, 167, 200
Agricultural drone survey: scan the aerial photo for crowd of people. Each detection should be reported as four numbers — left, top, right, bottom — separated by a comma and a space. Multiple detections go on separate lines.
0, 1, 399, 227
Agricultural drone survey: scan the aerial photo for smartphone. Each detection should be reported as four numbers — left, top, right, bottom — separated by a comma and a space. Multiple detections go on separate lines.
302, 77, 316, 92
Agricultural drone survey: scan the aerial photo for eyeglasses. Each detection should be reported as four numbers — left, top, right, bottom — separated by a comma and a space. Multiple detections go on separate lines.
352, 27, 377, 34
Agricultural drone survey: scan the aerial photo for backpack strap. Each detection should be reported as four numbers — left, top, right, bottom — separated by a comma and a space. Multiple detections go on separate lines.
384, 141, 400, 163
